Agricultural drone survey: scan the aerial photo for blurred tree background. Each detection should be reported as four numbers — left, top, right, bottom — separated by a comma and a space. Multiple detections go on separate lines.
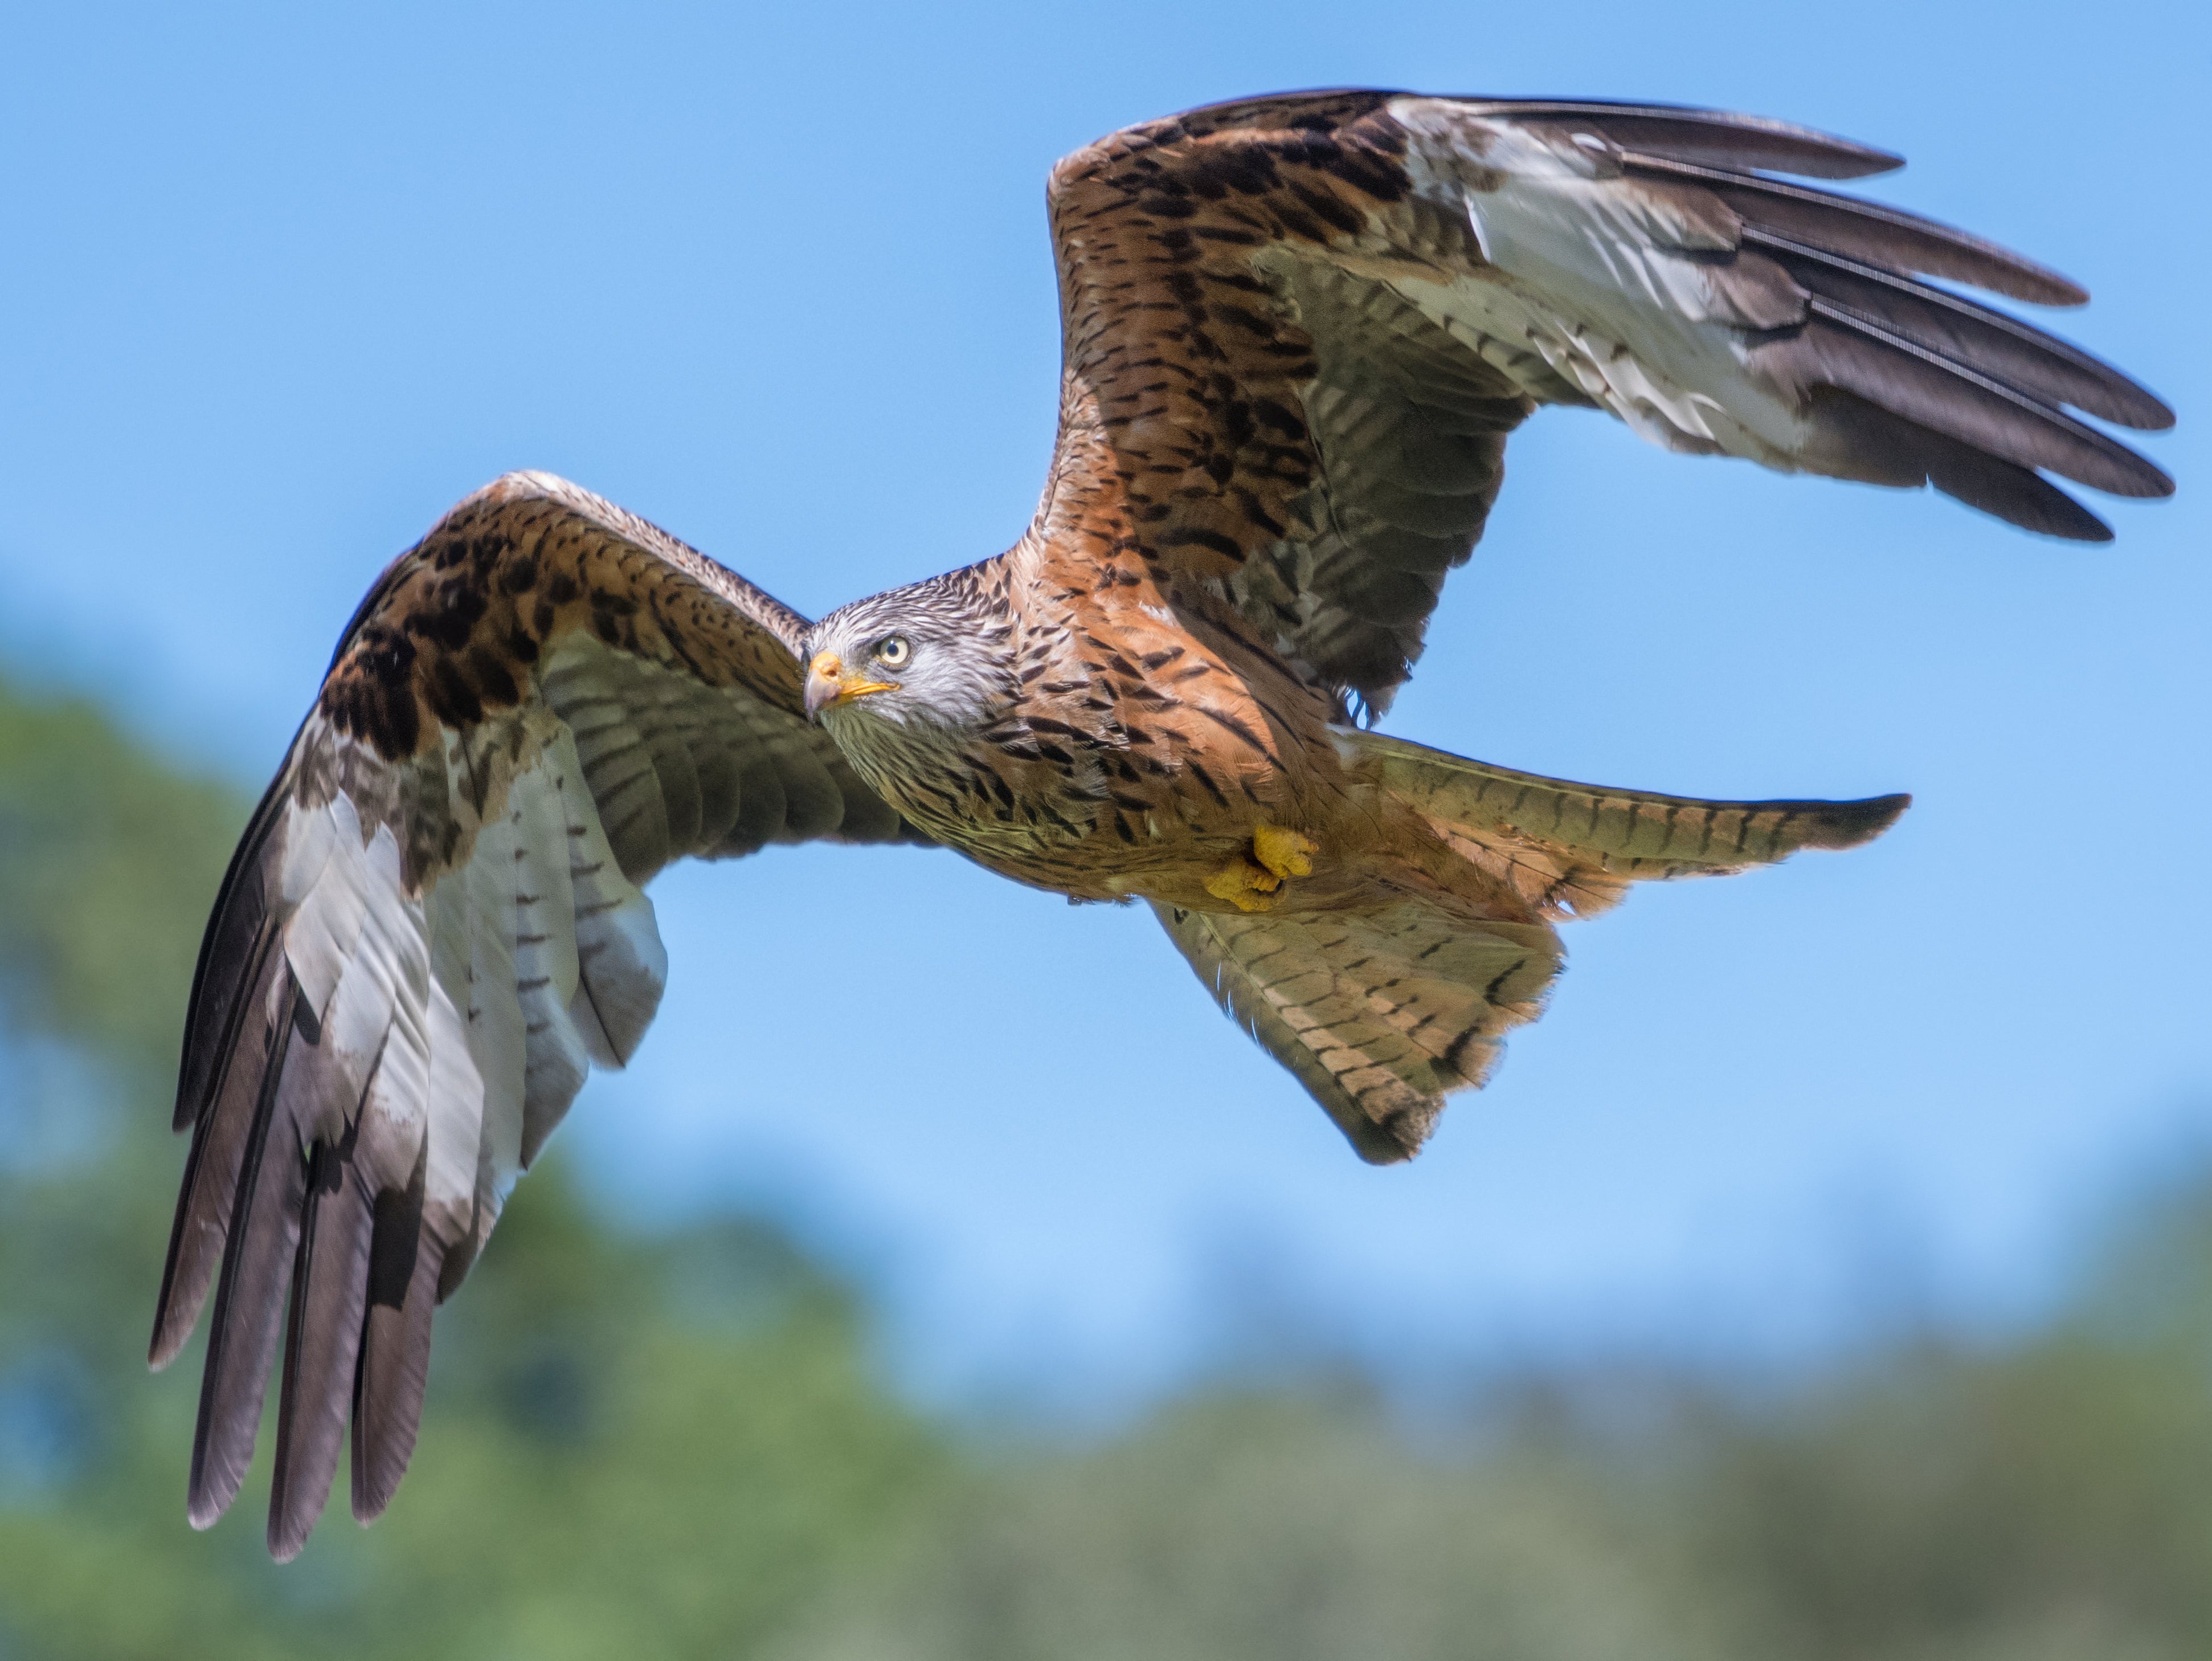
3, 670, 2210, 1660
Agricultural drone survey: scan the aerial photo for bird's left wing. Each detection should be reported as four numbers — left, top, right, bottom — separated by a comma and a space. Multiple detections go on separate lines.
1041, 91, 2173, 713
150, 472, 920, 1558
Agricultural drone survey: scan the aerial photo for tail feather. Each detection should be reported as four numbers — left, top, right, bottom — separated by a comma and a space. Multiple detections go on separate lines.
1152, 894, 1559, 1164
1348, 730, 1907, 921
1157, 734, 1904, 1162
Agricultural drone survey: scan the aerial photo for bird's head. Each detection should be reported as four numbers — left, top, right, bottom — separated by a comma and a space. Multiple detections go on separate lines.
803, 570, 1013, 733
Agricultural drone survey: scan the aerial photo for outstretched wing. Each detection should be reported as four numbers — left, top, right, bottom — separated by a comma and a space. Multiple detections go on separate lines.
150, 472, 921, 1558
1042, 91, 2173, 711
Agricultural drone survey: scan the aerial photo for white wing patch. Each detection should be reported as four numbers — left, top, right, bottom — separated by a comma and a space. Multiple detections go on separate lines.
1386, 96, 1814, 467
250, 638, 771, 1305
312, 823, 411, 1141
420, 858, 481, 1233
267, 708, 673, 1279
277, 792, 368, 1022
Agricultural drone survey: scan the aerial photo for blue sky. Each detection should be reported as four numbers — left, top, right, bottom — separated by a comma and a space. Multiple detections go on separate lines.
3, 0, 2203, 1410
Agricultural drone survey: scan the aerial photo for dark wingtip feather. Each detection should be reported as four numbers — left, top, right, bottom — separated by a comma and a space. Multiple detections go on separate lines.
1460, 97, 1904, 179
267, 1136, 376, 1562
1801, 387, 2125, 542
185, 978, 312, 1532
2017, 270, 2088, 309
1629, 152, 2091, 307
1951, 472, 2113, 541
174, 767, 293, 1133
152, 914, 289, 1373
1744, 227, 2174, 432
2131, 385, 2178, 434
351, 1159, 439, 1526
1794, 306, 2172, 502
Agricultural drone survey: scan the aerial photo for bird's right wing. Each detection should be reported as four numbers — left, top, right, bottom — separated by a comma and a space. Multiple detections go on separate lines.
149, 472, 923, 1560
1041, 92, 2173, 715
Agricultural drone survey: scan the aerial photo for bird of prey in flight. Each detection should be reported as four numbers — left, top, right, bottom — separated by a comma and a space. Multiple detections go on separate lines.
150, 91, 2172, 1558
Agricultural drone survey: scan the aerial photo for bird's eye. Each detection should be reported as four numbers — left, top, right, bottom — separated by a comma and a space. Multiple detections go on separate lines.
873, 635, 911, 669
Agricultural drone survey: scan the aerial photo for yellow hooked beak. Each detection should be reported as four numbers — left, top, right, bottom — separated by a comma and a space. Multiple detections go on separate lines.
805, 652, 899, 718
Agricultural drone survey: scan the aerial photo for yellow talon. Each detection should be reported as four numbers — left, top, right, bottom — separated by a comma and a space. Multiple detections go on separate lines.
1204, 856, 1281, 913
1252, 824, 1318, 881
1204, 826, 1318, 913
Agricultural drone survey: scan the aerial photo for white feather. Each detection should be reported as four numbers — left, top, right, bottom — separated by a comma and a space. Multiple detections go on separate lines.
299, 822, 411, 1140
507, 747, 591, 1161
461, 799, 528, 1235
280, 794, 373, 1021
1385, 97, 1812, 469
276, 787, 340, 909
422, 969, 485, 1226
347, 845, 435, 1204
549, 723, 667, 1067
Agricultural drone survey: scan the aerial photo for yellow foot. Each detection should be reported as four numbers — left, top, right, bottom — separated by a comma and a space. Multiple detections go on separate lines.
1252, 824, 1317, 882
1203, 825, 1320, 914
1204, 855, 1281, 913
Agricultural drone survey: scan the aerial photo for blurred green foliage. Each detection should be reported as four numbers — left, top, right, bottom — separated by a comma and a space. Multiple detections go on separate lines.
781, 1291, 2212, 1661
2, 670, 2210, 1660
0, 674, 947, 1660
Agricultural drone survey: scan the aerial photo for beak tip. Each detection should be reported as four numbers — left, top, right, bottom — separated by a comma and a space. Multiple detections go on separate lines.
802, 651, 898, 718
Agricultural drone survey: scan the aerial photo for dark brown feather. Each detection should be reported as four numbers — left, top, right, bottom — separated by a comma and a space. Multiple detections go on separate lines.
1800, 387, 2117, 541
1746, 228, 2173, 429
1622, 151, 2088, 306
1782, 307, 2173, 499
351, 1149, 443, 1525
187, 976, 313, 1528
268, 1137, 374, 1560
151, 904, 287, 1369
171, 764, 292, 1133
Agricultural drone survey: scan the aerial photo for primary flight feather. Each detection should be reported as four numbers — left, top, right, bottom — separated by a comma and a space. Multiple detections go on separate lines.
152, 89, 2172, 1558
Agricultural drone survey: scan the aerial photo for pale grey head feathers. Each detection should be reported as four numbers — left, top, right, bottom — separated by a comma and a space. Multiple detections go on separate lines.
806, 569, 1015, 730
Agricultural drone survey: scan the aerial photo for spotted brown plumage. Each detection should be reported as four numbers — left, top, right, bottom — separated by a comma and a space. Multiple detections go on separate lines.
157, 91, 2171, 1557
